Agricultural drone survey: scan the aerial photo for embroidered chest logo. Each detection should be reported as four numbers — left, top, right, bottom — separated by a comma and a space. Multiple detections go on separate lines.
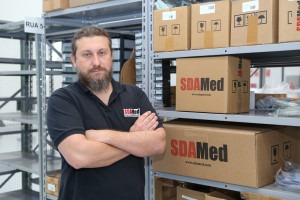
123, 108, 140, 117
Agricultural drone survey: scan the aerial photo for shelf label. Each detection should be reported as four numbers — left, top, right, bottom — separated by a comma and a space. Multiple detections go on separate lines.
24, 17, 45, 34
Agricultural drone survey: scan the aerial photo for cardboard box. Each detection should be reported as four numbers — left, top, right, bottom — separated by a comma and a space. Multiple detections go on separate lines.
230, 0, 279, 46
177, 186, 238, 200
191, 1, 231, 49
177, 186, 205, 200
152, 120, 291, 188
241, 192, 283, 200
282, 126, 300, 164
176, 56, 250, 114
43, 0, 69, 12
46, 172, 61, 197
70, 0, 107, 8
279, 0, 300, 43
155, 178, 178, 200
154, 6, 191, 52
170, 86, 176, 106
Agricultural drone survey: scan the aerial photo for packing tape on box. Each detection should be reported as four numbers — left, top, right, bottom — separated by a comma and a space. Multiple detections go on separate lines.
247, 16, 258, 45
165, 37, 174, 51
204, 31, 213, 49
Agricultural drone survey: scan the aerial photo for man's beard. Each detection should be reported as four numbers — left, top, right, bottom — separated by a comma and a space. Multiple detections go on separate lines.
77, 66, 113, 93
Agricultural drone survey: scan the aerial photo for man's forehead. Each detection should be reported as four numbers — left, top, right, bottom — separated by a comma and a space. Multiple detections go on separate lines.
76, 37, 110, 50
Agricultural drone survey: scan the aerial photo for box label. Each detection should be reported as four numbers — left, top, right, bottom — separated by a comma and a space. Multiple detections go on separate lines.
200, 4, 216, 14
47, 183, 56, 192
182, 195, 198, 200
242, 0, 259, 12
162, 11, 176, 20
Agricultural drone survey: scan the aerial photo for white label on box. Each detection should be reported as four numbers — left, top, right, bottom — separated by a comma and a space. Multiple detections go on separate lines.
162, 11, 176, 20
242, 0, 259, 12
182, 195, 197, 200
200, 4, 216, 14
47, 183, 56, 192
24, 17, 45, 34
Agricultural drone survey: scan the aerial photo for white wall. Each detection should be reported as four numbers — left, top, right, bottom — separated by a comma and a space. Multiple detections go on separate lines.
0, 0, 42, 21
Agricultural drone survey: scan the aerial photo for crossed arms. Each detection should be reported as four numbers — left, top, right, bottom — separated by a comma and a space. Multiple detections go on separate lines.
57, 111, 166, 169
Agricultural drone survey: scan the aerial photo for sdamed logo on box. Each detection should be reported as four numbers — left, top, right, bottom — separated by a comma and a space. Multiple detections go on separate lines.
170, 139, 228, 162
297, 0, 300, 31
180, 77, 224, 91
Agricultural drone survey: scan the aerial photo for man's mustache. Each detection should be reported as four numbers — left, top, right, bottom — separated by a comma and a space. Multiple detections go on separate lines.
89, 66, 107, 72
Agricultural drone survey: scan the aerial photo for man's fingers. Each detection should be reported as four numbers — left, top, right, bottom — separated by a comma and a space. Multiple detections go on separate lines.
139, 111, 151, 121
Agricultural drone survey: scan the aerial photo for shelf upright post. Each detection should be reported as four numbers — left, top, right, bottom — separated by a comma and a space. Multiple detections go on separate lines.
35, 33, 47, 200
20, 34, 34, 190
142, 0, 155, 200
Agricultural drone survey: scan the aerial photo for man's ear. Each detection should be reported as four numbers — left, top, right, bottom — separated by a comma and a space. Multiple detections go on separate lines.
70, 53, 76, 68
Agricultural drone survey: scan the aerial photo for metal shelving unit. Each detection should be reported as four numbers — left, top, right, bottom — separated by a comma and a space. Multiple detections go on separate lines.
0, 20, 61, 199
145, 1, 300, 200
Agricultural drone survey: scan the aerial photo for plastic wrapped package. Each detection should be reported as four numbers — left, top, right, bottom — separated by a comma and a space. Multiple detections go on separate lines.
275, 159, 300, 192
255, 96, 300, 117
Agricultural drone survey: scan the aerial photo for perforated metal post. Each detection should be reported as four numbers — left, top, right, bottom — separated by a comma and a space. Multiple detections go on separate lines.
35, 33, 47, 200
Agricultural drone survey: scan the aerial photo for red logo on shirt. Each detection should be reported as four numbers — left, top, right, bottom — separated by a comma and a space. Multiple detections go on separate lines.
123, 108, 140, 117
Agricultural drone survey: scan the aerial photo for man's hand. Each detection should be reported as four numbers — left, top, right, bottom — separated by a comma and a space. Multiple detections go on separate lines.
130, 111, 159, 132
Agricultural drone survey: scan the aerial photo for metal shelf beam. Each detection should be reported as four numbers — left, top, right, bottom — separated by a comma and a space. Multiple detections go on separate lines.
0, 151, 61, 175
0, 112, 38, 125
154, 42, 300, 60
154, 171, 300, 200
156, 107, 300, 127
0, 189, 39, 200
0, 57, 62, 68
0, 71, 62, 76
153, 43, 300, 67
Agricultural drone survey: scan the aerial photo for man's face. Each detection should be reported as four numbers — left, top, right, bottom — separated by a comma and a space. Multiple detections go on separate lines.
71, 36, 113, 92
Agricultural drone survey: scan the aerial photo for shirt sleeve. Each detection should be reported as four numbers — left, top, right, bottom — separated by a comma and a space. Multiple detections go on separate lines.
135, 87, 164, 129
47, 88, 86, 148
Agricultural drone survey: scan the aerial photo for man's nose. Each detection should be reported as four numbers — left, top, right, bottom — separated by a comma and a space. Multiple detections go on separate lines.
92, 53, 101, 66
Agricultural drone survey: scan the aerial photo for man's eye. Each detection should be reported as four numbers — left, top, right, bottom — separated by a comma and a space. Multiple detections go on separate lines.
83, 53, 91, 57
99, 51, 106, 56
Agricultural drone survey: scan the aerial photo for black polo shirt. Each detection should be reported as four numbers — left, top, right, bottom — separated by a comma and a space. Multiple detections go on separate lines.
47, 80, 162, 200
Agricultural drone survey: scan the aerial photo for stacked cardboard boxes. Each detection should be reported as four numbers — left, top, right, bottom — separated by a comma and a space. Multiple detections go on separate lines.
153, 0, 300, 50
